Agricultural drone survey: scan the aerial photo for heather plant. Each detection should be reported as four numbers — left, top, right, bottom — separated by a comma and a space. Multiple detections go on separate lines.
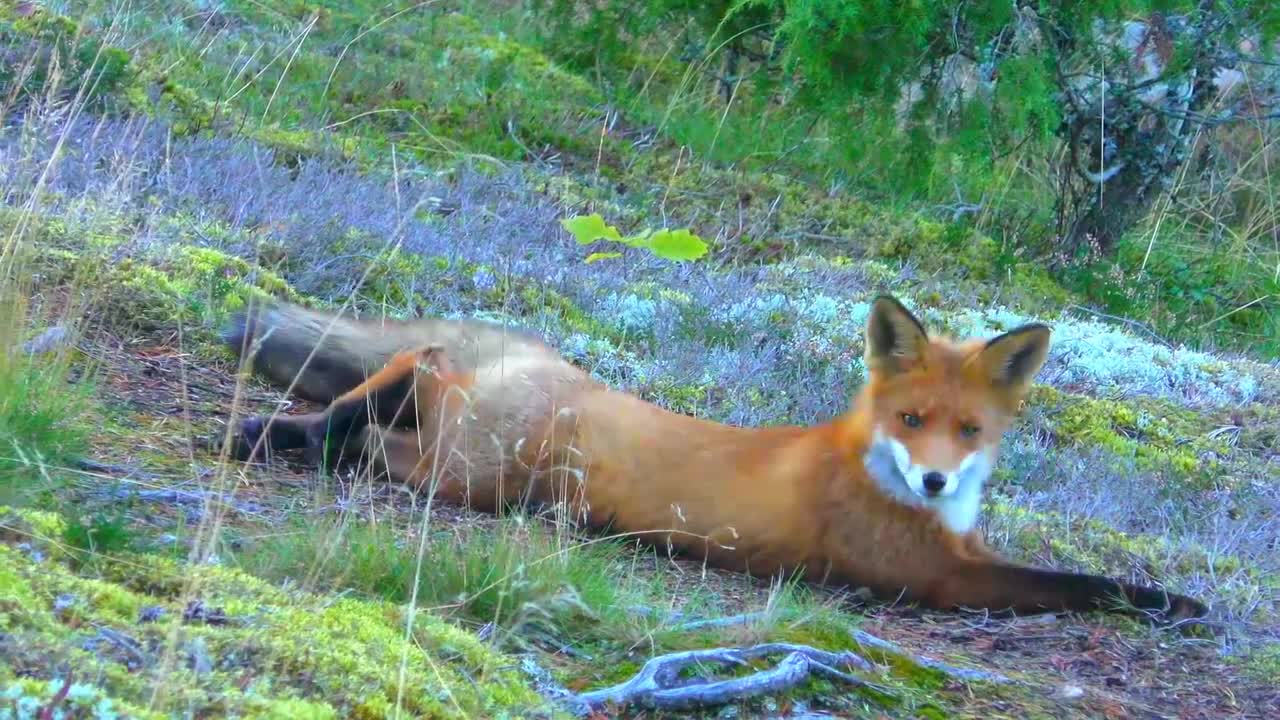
13, 0, 1276, 359
5, 115, 1274, 421
990, 435, 1280, 633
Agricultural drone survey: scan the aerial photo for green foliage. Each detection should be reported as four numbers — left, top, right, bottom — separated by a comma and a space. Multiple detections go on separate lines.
0, 506, 555, 719
511, 0, 1280, 357
235, 514, 633, 646
61, 509, 139, 559
0, 4, 133, 107
561, 213, 709, 262
766, 0, 971, 101
0, 351, 93, 509
1048, 221, 1280, 358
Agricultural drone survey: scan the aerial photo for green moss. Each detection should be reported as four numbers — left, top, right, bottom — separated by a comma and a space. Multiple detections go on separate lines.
250, 125, 357, 167
0, 5, 134, 107
0, 506, 66, 544
1230, 402, 1280, 455
0, 204, 132, 255
1235, 642, 1280, 684
513, 281, 623, 345
1026, 386, 1223, 483
0, 506, 560, 719
644, 378, 715, 416
135, 73, 217, 136
34, 244, 298, 348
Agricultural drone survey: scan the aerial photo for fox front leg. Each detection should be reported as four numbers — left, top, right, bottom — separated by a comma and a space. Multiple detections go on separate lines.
932, 561, 1210, 626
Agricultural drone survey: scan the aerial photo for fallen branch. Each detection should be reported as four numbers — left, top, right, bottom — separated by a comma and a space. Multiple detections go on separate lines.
851, 629, 1012, 684
626, 606, 769, 631
674, 611, 767, 631
74, 458, 158, 480
518, 654, 579, 710
570, 643, 885, 714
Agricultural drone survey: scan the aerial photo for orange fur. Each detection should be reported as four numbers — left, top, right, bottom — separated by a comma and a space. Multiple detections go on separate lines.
225, 296, 1208, 623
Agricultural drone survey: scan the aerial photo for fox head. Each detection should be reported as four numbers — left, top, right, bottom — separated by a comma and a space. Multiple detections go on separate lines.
858, 295, 1051, 533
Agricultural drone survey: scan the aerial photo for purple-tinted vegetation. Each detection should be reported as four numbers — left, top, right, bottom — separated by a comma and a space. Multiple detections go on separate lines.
5, 112, 1279, 627
6, 114, 1273, 424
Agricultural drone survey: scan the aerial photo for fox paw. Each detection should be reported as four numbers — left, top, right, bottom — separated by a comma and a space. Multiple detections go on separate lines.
303, 416, 361, 471
1132, 587, 1210, 630
1162, 593, 1210, 624
225, 416, 268, 461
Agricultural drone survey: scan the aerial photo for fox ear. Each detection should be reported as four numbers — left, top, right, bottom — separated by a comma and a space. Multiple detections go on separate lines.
865, 295, 929, 375
974, 324, 1052, 391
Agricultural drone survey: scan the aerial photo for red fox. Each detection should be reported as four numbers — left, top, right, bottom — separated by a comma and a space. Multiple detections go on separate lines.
223, 295, 1207, 624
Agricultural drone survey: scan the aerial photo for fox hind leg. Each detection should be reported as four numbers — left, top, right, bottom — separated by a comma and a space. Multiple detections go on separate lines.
358, 424, 498, 511
306, 348, 439, 457
226, 344, 455, 467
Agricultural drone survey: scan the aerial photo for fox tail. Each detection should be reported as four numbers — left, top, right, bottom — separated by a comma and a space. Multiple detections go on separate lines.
222, 300, 419, 403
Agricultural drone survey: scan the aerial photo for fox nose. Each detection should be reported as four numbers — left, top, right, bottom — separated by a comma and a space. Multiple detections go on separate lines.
922, 471, 947, 495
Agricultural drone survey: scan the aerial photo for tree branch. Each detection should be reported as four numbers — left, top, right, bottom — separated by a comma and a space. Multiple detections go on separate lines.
850, 630, 1012, 684
570, 643, 884, 714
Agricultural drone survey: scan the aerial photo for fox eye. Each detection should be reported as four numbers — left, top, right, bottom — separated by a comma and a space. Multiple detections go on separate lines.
901, 412, 922, 429
960, 423, 981, 438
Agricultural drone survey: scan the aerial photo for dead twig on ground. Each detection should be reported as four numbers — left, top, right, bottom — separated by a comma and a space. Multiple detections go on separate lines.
851, 629, 1013, 684
568, 643, 886, 714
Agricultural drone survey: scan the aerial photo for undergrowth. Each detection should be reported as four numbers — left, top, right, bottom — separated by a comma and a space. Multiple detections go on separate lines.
11, 0, 1276, 357
235, 511, 634, 646
0, 272, 95, 510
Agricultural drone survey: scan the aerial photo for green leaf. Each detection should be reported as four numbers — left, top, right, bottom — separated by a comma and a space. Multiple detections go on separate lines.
619, 228, 652, 247
584, 251, 623, 264
561, 214, 622, 245
644, 228, 709, 262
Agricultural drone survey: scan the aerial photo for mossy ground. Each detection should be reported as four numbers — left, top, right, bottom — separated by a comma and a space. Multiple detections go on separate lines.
2, 1, 1278, 718
1, 507, 558, 719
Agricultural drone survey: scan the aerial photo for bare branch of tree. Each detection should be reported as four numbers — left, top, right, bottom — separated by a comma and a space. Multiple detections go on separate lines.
569, 643, 884, 714
1215, 51, 1280, 69
674, 611, 768, 631
1148, 104, 1280, 128
850, 630, 1013, 684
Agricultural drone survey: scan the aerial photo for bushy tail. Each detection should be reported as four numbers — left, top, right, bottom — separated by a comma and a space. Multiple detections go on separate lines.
222, 300, 422, 404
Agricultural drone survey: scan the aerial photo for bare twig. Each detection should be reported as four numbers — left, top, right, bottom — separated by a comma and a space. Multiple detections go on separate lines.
1064, 304, 1177, 349
74, 459, 266, 517
674, 611, 767, 631
74, 458, 157, 480
851, 629, 1012, 684
518, 654, 579, 711
569, 643, 885, 714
